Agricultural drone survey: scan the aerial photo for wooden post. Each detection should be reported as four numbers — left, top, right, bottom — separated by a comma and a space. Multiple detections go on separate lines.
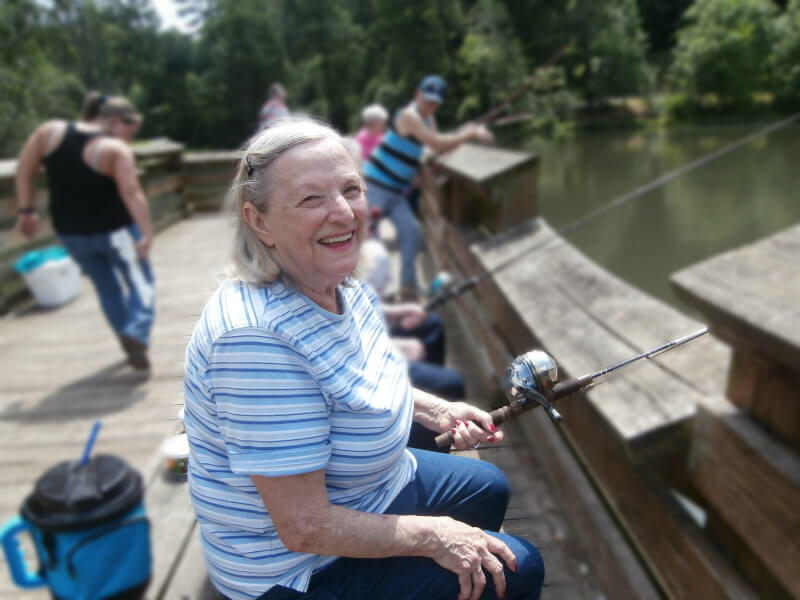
430, 143, 538, 235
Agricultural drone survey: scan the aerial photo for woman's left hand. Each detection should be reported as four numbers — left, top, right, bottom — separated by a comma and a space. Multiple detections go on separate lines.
438, 401, 503, 451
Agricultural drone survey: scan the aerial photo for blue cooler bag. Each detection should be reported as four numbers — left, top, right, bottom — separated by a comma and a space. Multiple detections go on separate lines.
1, 454, 152, 599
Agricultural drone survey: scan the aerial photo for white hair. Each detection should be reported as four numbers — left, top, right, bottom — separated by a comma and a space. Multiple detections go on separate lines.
361, 103, 388, 125
226, 116, 348, 285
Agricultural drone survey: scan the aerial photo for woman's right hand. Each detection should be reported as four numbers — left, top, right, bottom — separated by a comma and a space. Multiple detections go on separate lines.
429, 516, 517, 600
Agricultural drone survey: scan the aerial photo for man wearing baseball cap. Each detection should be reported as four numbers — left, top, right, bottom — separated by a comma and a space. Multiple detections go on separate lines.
364, 74, 493, 300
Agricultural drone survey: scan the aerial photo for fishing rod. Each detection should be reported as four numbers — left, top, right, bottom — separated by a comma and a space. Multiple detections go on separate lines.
435, 327, 709, 448
425, 111, 800, 311
478, 38, 576, 126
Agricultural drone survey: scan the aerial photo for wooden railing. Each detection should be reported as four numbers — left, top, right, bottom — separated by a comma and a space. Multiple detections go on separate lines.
421, 144, 800, 598
0, 140, 238, 314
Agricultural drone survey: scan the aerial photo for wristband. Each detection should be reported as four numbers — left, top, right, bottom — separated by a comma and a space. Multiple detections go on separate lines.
18, 207, 36, 215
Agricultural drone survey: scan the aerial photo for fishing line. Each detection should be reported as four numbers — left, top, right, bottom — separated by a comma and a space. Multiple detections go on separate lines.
425, 111, 800, 310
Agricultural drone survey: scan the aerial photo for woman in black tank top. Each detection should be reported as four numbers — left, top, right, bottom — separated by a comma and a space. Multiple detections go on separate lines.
14, 92, 156, 370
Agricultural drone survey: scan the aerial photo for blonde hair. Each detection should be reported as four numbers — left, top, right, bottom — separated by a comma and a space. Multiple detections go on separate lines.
226, 116, 350, 285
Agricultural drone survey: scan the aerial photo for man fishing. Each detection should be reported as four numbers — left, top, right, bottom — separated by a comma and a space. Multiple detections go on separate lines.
364, 74, 494, 301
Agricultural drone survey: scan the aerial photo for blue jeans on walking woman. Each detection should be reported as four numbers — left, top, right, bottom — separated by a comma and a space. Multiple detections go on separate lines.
256, 449, 545, 599
59, 224, 155, 345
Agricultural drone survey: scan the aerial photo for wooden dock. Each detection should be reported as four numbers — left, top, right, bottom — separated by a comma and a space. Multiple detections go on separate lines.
0, 211, 649, 599
0, 214, 230, 600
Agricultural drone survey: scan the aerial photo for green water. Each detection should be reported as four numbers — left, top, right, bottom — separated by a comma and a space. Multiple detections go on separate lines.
521, 122, 800, 314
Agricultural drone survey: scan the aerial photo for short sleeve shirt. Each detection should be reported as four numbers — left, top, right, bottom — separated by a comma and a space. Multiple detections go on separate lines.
183, 278, 416, 599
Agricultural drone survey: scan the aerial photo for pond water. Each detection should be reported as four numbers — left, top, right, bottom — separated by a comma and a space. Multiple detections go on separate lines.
520, 122, 800, 314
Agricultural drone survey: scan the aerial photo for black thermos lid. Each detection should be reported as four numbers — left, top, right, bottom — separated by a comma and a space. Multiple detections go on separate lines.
21, 454, 143, 532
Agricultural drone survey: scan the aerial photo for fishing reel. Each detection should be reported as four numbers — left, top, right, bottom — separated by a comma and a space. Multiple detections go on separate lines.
504, 350, 563, 424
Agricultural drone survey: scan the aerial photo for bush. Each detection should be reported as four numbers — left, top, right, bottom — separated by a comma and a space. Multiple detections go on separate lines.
771, 0, 800, 106
669, 0, 779, 110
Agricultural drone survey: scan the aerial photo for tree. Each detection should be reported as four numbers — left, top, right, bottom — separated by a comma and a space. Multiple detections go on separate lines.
188, 0, 288, 147
670, 0, 778, 108
771, 0, 800, 104
502, 0, 653, 103
0, 0, 84, 157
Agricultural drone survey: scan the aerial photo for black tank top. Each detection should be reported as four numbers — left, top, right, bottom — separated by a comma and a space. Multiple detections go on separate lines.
44, 123, 132, 235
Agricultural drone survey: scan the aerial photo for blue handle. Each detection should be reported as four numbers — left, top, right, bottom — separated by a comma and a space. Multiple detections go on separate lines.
0, 516, 46, 589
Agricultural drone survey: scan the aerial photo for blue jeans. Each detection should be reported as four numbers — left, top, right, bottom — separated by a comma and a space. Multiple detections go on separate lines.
367, 184, 421, 288
392, 312, 466, 401
258, 449, 544, 600
59, 224, 155, 345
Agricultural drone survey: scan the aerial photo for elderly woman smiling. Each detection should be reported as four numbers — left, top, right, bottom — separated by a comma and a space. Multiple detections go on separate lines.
183, 117, 544, 600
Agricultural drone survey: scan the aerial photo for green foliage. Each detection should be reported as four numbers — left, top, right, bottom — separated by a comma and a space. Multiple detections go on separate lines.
636, 0, 694, 55
0, 0, 85, 156
4, 0, 800, 158
670, 0, 779, 109
771, 0, 800, 105
454, 0, 527, 122
501, 0, 653, 101
578, 0, 655, 100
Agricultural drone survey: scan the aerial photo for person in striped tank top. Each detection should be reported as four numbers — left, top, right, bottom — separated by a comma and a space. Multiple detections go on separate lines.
184, 117, 543, 600
364, 75, 494, 300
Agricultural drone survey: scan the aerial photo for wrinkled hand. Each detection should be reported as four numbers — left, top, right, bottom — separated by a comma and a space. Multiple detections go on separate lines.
431, 516, 517, 600
394, 302, 427, 330
439, 401, 504, 450
17, 213, 39, 238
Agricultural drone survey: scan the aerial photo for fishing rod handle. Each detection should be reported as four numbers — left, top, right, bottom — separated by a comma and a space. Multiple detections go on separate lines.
434, 405, 518, 449
433, 374, 594, 448
551, 374, 593, 399
424, 294, 446, 312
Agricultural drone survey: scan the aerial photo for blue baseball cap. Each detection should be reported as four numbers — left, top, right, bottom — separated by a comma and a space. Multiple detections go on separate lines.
418, 74, 447, 103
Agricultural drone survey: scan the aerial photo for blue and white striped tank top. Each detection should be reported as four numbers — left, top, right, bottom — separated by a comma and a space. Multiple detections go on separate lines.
183, 278, 416, 599
364, 108, 430, 191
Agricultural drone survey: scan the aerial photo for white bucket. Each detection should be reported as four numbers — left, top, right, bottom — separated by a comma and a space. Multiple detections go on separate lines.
160, 433, 189, 475
22, 257, 82, 308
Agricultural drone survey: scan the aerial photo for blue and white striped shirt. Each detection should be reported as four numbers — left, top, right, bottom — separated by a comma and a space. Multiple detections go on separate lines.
183, 278, 416, 599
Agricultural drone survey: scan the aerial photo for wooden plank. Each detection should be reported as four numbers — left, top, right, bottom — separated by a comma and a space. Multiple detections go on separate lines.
182, 151, 241, 164
143, 472, 197, 600
554, 389, 756, 598
428, 247, 661, 600
435, 144, 538, 186
671, 223, 800, 371
133, 138, 185, 159
687, 402, 800, 600
470, 219, 698, 456
460, 218, 759, 597
144, 174, 182, 198
0, 215, 230, 598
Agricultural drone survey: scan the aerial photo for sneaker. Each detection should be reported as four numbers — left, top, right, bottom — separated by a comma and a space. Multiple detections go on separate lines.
120, 334, 151, 370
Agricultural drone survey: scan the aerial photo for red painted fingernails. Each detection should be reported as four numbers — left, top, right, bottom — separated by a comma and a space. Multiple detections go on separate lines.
456, 420, 461, 426
487, 435, 496, 442
465, 421, 470, 427
451, 429, 456, 434
489, 424, 496, 432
